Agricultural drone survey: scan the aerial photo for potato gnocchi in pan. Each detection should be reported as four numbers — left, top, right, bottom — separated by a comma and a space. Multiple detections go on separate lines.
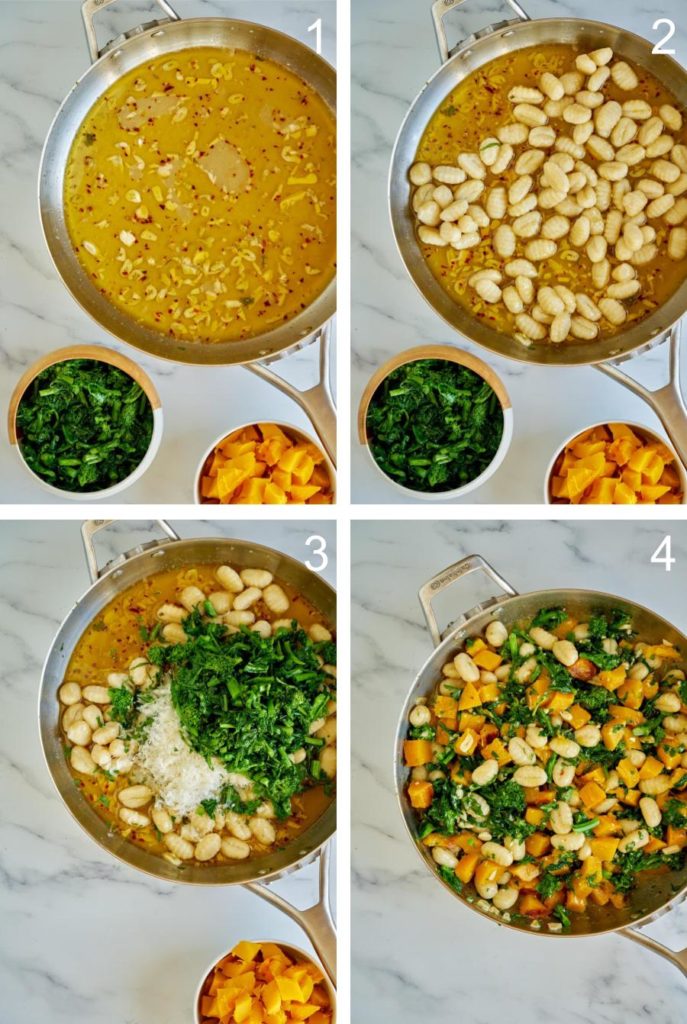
409, 44, 687, 346
59, 563, 336, 867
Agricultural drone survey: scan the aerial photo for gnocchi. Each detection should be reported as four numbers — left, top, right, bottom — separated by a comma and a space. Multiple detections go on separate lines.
409, 44, 687, 345
59, 562, 336, 868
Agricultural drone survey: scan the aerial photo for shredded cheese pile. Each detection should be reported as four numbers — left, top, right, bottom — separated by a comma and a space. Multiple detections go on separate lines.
135, 684, 230, 816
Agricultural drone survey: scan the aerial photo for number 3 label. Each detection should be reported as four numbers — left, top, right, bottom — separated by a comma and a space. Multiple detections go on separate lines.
306, 534, 328, 572
651, 534, 676, 572
652, 18, 676, 55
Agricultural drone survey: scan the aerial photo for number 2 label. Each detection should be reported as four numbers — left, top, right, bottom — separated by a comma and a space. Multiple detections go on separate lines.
651, 534, 676, 572
652, 18, 676, 55
306, 534, 328, 572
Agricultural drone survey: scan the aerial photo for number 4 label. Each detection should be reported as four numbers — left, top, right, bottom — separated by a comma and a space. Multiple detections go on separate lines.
651, 534, 676, 572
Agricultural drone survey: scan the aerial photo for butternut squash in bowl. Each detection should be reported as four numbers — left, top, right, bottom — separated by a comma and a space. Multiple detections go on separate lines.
546, 421, 685, 504
195, 940, 335, 1024
196, 422, 335, 504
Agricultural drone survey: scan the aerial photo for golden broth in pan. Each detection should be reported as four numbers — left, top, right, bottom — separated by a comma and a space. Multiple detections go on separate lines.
414, 45, 687, 343
62, 563, 335, 864
64, 48, 336, 344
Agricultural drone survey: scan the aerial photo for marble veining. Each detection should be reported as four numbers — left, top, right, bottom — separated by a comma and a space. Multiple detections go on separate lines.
351, 0, 687, 503
352, 520, 687, 1022
0, 519, 336, 1024
0, 0, 336, 504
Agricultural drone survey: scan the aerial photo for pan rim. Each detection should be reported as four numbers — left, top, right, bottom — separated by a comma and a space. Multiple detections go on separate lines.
394, 584, 687, 938
388, 16, 687, 368
39, 533, 337, 887
38, 15, 337, 367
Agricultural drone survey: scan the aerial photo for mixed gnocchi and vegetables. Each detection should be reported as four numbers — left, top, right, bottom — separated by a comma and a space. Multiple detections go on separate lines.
403, 606, 687, 930
60, 563, 336, 867
409, 44, 687, 346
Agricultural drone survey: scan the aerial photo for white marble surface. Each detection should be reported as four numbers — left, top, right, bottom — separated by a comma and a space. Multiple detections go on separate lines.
0, 519, 336, 1024
351, 0, 687, 503
352, 519, 687, 1022
0, 0, 336, 504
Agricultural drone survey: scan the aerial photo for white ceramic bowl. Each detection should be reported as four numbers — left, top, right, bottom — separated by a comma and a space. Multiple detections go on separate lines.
8, 345, 162, 501
358, 344, 513, 501
544, 419, 687, 505
194, 420, 336, 505
194, 939, 336, 1024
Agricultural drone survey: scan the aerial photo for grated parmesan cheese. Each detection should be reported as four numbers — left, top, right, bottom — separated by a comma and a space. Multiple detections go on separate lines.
133, 684, 230, 817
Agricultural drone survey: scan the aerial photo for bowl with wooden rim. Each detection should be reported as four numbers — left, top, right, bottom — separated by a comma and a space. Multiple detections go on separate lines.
194, 938, 337, 1024
357, 344, 513, 501
8, 344, 163, 500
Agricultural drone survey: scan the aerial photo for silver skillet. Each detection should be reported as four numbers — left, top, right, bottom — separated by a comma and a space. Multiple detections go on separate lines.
39, 0, 337, 463
389, 0, 687, 466
39, 520, 337, 984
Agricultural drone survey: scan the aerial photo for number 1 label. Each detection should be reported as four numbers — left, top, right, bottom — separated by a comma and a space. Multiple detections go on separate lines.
308, 17, 322, 55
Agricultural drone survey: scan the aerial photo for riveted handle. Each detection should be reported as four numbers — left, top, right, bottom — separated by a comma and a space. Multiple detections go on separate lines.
81, 519, 180, 582
418, 553, 517, 648
431, 0, 530, 64
81, 0, 180, 63
596, 320, 687, 470
623, 925, 687, 978
248, 844, 336, 986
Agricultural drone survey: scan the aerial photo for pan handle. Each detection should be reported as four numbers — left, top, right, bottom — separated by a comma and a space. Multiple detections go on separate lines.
418, 553, 517, 648
81, 518, 180, 582
247, 843, 336, 987
431, 0, 530, 64
247, 323, 337, 467
622, 925, 687, 978
81, 0, 180, 63
595, 320, 687, 470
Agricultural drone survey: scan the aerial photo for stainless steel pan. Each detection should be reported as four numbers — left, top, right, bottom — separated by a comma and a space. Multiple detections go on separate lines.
389, 0, 687, 465
39, 0, 337, 463
394, 553, 687, 976
39, 519, 337, 984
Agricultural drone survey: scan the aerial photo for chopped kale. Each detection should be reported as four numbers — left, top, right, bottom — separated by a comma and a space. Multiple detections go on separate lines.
365, 359, 504, 492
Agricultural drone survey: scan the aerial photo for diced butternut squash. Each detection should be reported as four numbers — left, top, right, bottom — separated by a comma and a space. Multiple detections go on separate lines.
579, 781, 606, 809
458, 682, 482, 710
199, 424, 333, 505
525, 832, 551, 857
199, 943, 332, 1024
472, 649, 502, 671
455, 852, 480, 884
547, 691, 575, 712
434, 695, 458, 720
589, 837, 619, 861
601, 719, 626, 750
639, 755, 664, 780
568, 703, 591, 729
454, 728, 480, 757
616, 758, 640, 789
550, 423, 682, 505
403, 740, 433, 767
408, 780, 434, 809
